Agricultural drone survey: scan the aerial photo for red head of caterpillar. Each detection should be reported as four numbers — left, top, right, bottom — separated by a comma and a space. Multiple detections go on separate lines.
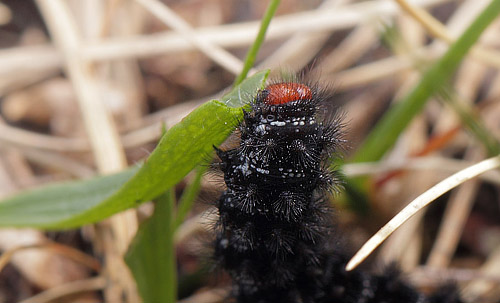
261, 82, 313, 105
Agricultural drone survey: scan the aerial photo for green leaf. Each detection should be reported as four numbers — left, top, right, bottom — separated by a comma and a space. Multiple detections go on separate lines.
222, 70, 269, 107
351, 0, 500, 163
0, 71, 269, 229
0, 101, 239, 229
0, 167, 139, 226
125, 190, 177, 303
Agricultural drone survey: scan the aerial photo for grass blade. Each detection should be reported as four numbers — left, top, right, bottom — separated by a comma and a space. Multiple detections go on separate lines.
125, 190, 177, 303
233, 0, 280, 86
174, 165, 207, 228
352, 0, 500, 163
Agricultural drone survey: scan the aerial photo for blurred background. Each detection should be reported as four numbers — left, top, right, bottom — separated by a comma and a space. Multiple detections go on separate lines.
0, 0, 499, 302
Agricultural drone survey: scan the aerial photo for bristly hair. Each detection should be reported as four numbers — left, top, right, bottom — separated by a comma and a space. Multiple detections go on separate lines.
211, 75, 462, 303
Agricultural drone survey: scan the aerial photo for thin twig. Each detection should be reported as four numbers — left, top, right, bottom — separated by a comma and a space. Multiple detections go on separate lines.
319, 23, 378, 74
0, 123, 89, 151
35, 0, 127, 172
0, 45, 60, 78
19, 147, 95, 179
346, 155, 500, 271
332, 46, 440, 90
92, 0, 450, 63
411, 266, 500, 284
342, 157, 500, 185
35, 1, 138, 302
259, 0, 354, 71
395, 0, 500, 67
426, 148, 482, 268
19, 276, 107, 303
0, 0, 453, 76
0, 242, 101, 274
135, 0, 247, 76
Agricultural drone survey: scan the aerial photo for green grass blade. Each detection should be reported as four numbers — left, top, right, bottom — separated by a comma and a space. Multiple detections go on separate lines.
233, 0, 280, 86
174, 164, 207, 228
439, 88, 500, 156
125, 190, 177, 303
352, 0, 500, 163
0, 72, 268, 229
381, 22, 500, 157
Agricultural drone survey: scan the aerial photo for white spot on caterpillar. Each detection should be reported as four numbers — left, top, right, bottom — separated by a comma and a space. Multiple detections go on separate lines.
256, 168, 270, 174
270, 121, 286, 126
255, 124, 267, 134
236, 162, 252, 176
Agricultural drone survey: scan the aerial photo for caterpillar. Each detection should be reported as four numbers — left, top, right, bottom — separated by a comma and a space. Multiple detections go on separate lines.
212, 78, 462, 303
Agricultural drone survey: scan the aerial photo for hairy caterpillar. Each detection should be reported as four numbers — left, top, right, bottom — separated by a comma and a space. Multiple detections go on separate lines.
212, 79, 462, 303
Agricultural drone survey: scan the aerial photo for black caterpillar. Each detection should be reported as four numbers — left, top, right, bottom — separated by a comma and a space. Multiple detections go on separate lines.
212, 80, 462, 303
